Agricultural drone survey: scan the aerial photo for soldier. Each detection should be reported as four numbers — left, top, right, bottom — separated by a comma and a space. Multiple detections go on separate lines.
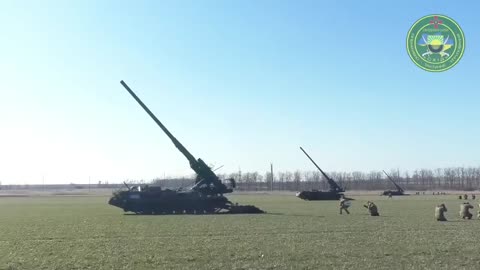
363, 201, 379, 216
464, 194, 468, 200
472, 194, 476, 200
460, 202, 474, 219
458, 195, 463, 200
339, 195, 351, 215
435, 203, 447, 221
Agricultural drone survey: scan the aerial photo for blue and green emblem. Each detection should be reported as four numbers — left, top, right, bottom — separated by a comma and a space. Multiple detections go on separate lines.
406, 15, 465, 72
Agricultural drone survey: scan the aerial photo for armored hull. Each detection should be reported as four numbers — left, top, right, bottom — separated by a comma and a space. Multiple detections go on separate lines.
109, 186, 264, 214
296, 190, 343, 201
381, 190, 408, 196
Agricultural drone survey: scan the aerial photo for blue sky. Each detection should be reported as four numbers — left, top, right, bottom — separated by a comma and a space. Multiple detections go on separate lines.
0, 1, 478, 184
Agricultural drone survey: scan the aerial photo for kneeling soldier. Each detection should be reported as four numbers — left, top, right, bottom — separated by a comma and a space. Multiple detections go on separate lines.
363, 201, 379, 216
460, 202, 474, 219
435, 203, 447, 221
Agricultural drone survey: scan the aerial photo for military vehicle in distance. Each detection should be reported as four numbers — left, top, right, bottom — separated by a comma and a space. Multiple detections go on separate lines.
296, 147, 346, 200
108, 80, 264, 214
381, 170, 408, 196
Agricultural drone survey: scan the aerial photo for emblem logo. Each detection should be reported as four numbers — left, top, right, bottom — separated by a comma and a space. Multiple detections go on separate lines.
406, 15, 465, 72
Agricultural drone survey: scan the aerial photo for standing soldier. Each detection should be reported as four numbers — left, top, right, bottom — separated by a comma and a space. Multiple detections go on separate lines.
339, 195, 351, 215
464, 194, 468, 200
363, 201, 379, 216
435, 204, 447, 221
472, 194, 476, 200
460, 202, 474, 219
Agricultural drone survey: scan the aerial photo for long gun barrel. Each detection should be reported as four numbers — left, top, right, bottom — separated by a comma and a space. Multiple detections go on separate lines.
382, 170, 404, 192
120, 80, 197, 165
120, 80, 229, 193
299, 147, 344, 192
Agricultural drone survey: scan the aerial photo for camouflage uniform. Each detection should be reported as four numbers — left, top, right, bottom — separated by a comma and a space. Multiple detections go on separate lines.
339, 197, 350, 214
363, 201, 379, 216
460, 202, 473, 219
435, 204, 447, 221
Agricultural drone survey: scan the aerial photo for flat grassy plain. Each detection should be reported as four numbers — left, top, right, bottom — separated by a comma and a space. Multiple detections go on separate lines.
1, 193, 480, 270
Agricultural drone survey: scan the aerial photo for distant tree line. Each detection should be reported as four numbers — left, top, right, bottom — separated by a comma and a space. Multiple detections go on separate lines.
152, 166, 480, 192
2, 167, 480, 192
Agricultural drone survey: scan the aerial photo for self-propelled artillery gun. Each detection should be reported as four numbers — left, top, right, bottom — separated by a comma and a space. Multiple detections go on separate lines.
296, 147, 346, 200
108, 80, 264, 214
381, 170, 408, 196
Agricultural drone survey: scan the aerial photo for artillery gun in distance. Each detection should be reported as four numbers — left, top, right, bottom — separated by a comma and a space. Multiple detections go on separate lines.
296, 147, 346, 201
108, 80, 264, 214
381, 170, 408, 196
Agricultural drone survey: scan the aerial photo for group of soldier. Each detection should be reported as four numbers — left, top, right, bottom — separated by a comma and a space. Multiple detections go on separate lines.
435, 201, 478, 221
339, 195, 379, 216
338, 194, 478, 221
458, 194, 475, 200
435, 194, 478, 221
414, 192, 448, 195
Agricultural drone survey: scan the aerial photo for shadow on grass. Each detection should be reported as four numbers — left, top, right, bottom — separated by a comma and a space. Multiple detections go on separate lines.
123, 212, 267, 216
440, 220, 472, 223
266, 212, 325, 218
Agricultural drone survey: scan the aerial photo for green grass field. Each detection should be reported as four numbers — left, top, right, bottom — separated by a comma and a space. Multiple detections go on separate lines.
1, 193, 479, 270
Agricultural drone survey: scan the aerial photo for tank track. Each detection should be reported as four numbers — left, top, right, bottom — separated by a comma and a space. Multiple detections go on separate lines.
227, 204, 265, 214
125, 203, 265, 215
